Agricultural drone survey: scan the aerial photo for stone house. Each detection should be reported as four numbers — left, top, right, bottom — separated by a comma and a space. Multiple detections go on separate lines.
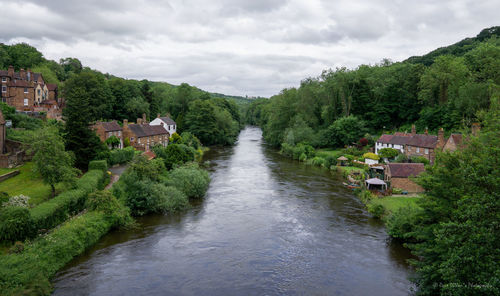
386, 163, 425, 193
443, 134, 463, 152
93, 121, 123, 149
1, 66, 49, 111
123, 119, 169, 152
150, 114, 177, 135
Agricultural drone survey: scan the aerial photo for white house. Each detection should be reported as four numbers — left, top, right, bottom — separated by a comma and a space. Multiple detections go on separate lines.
150, 114, 176, 135
375, 133, 410, 154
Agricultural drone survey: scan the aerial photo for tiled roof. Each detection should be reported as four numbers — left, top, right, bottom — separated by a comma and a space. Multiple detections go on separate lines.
377, 134, 393, 144
0, 70, 8, 76
98, 121, 122, 132
143, 151, 156, 160
159, 116, 176, 125
128, 124, 169, 137
47, 84, 58, 91
407, 134, 438, 148
388, 163, 425, 178
8, 80, 32, 87
450, 134, 462, 145
394, 132, 411, 137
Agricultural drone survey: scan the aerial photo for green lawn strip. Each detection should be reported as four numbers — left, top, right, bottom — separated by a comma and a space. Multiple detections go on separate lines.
0, 211, 117, 295
0, 162, 65, 206
0, 167, 17, 175
369, 195, 421, 215
316, 148, 343, 159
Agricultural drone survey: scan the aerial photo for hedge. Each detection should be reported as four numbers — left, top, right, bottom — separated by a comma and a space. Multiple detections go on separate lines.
29, 170, 105, 232
0, 211, 117, 295
88, 160, 108, 171
109, 147, 135, 165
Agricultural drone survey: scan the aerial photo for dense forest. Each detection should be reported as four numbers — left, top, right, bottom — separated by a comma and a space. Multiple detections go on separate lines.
245, 26, 500, 149
0, 43, 249, 148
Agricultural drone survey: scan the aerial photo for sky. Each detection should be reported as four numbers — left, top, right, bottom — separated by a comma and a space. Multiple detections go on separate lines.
0, 0, 499, 97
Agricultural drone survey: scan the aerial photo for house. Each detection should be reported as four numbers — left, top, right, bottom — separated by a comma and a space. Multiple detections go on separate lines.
386, 163, 425, 193
93, 121, 123, 149
150, 114, 176, 135
376, 125, 446, 164
443, 134, 463, 152
123, 119, 169, 152
0, 110, 25, 168
0, 110, 5, 154
47, 84, 58, 101
1, 66, 50, 112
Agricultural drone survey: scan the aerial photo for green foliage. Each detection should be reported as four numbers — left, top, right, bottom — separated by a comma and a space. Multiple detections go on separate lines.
324, 155, 336, 169
180, 132, 202, 149
162, 186, 190, 212
169, 132, 182, 144
88, 160, 108, 171
86, 190, 132, 227
104, 135, 121, 149
378, 148, 399, 159
0, 206, 35, 242
29, 126, 79, 197
325, 116, 367, 147
154, 144, 194, 170
108, 146, 135, 165
165, 164, 210, 199
362, 152, 380, 160
410, 156, 430, 165
0, 211, 121, 295
280, 142, 315, 161
367, 203, 385, 219
311, 156, 325, 167
386, 205, 421, 241
394, 154, 408, 163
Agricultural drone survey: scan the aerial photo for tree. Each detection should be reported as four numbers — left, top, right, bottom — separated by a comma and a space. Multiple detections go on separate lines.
378, 148, 399, 159
63, 87, 107, 170
324, 116, 367, 147
30, 126, 79, 197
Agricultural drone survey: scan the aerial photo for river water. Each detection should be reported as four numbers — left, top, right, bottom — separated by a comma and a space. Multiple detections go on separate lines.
52, 127, 413, 295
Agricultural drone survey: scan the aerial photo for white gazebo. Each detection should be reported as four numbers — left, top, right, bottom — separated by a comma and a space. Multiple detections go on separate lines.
365, 178, 388, 190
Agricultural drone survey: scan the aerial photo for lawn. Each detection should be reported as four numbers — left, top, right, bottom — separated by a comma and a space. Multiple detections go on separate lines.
0, 162, 65, 206
0, 167, 17, 175
316, 148, 343, 159
369, 195, 422, 214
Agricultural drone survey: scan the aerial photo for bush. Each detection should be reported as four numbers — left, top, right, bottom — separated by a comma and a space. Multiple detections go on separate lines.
367, 203, 386, 218
180, 132, 201, 149
88, 160, 108, 171
324, 155, 336, 169
163, 186, 190, 212
410, 156, 430, 165
109, 146, 135, 165
155, 144, 194, 169
166, 164, 210, 199
311, 156, 325, 167
362, 152, 380, 160
0, 207, 35, 242
86, 190, 132, 227
386, 206, 421, 241
0, 211, 120, 295
394, 154, 408, 163
378, 148, 400, 159
2, 194, 30, 208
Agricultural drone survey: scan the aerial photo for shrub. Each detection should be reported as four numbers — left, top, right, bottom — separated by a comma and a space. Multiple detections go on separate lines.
280, 143, 294, 158
86, 190, 132, 227
155, 144, 194, 169
88, 160, 108, 171
362, 152, 380, 160
109, 146, 135, 165
169, 132, 182, 144
311, 156, 325, 167
180, 132, 202, 149
386, 206, 421, 241
0, 207, 35, 242
410, 156, 430, 165
163, 186, 189, 212
367, 203, 386, 218
392, 188, 403, 194
394, 154, 408, 163
358, 190, 374, 203
8, 241, 24, 254
0, 192, 9, 205
378, 148, 400, 159
119, 178, 168, 216
324, 156, 336, 169
166, 164, 210, 199
2, 194, 30, 208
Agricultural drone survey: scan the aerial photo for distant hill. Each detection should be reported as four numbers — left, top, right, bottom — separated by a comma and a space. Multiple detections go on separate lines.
405, 26, 500, 66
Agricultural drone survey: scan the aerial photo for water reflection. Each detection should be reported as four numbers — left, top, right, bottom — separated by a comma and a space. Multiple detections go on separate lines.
52, 127, 413, 296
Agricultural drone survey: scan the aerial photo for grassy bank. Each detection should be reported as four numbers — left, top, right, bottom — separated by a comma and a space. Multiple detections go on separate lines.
0, 162, 65, 206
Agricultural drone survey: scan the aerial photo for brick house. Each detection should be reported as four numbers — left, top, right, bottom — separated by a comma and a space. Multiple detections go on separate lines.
93, 121, 123, 149
0, 65, 58, 112
123, 119, 169, 152
386, 163, 425, 193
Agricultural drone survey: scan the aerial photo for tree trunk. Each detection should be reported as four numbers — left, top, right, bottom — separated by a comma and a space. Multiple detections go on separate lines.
51, 184, 56, 198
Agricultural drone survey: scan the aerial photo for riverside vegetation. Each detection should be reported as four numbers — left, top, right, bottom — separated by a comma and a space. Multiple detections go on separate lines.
245, 27, 500, 295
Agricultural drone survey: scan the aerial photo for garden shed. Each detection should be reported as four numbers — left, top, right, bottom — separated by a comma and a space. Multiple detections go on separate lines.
365, 178, 387, 191
337, 156, 348, 166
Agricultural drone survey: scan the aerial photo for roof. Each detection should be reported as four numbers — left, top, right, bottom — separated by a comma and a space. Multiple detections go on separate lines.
143, 151, 156, 160
394, 132, 411, 137
388, 163, 425, 178
450, 134, 463, 145
407, 134, 438, 148
47, 84, 58, 91
377, 134, 393, 144
159, 116, 176, 125
365, 178, 387, 185
128, 124, 169, 137
97, 121, 122, 132
8, 80, 32, 87
337, 156, 348, 161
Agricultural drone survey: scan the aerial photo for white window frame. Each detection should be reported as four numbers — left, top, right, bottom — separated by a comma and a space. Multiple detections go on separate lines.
24, 98, 28, 106
24, 87, 28, 93
1, 86, 6, 93
425, 148, 429, 155
1, 77, 6, 82
416, 147, 420, 153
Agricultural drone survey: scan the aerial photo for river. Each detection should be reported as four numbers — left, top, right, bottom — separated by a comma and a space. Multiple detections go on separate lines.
52, 127, 413, 295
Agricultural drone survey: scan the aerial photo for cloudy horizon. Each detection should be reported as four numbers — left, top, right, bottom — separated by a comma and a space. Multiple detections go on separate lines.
1, 0, 498, 97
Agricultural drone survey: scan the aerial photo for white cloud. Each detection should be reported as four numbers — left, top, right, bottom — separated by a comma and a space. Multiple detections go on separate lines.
0, 0, 498, 97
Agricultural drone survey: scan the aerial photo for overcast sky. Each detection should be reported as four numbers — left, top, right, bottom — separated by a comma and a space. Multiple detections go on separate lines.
1, 0, 498, 97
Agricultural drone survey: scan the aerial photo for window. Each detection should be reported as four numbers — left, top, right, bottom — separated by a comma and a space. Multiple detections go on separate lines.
24, 87, 28, 93
138, 138, 141, 144
416, 147, 420, 153
131, 137, 135, 142
425, 148, 429, 155
1, 77, 6, 82
24, 99, 28, 106
2, 86, 6, 93
37, 89, 40, 95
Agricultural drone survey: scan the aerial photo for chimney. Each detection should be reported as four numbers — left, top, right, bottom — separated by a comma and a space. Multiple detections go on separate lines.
437, 128, 445, 148
137, 118, 142, 125
157, 113, 160, 118
8, 65, 14, 77
471, 123, 480, 137
411, 124, 416, 136
20, 68, 26, 80
123, 119, 128, 128
142, 113, 147, 124
424, 128, 428, 135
